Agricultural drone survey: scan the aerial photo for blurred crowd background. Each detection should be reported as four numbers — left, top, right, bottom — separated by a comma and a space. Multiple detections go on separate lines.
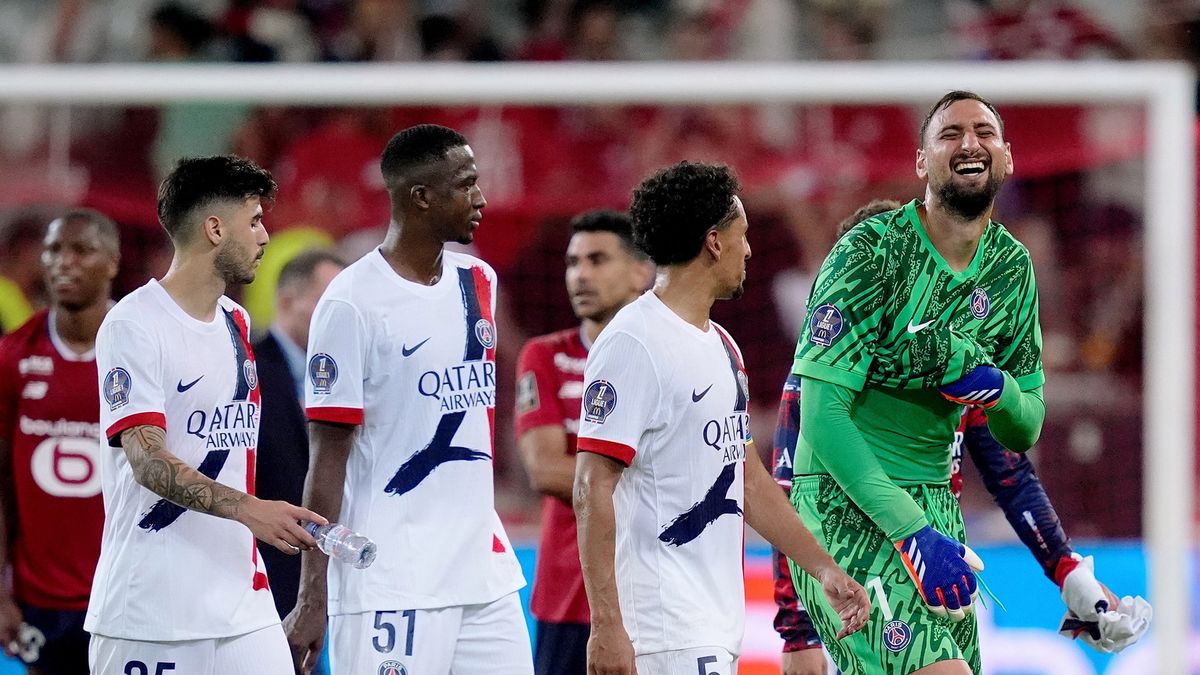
0, 0, 1192, 542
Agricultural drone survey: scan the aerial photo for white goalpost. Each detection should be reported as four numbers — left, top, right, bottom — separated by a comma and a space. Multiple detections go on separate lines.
0, 60, 1193, 673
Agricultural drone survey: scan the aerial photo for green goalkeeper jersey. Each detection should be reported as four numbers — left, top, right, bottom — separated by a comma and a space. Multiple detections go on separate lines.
792, 199, 1043, 492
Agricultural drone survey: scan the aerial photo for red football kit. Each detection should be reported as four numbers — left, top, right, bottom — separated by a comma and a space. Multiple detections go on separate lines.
0, 310, 104, 610
515, 328, 590, 625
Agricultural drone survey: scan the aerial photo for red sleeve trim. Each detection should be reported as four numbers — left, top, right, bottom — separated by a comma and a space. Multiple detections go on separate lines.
106, 412, 167, 445
577, 438, 635, 467
307, 406, 364, 425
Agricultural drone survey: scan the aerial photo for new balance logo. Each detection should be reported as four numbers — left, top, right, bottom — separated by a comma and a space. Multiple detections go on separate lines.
401, 338, 431, 357
691, 384, 713, 402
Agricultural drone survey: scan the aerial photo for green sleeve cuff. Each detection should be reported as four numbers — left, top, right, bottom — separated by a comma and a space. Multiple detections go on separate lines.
1012, 368, 1045, 391
987, 374, 1045, 452
793, 359, 866, 392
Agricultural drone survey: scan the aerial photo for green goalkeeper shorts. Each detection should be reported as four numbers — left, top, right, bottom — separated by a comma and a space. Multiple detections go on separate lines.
788, 475, 981, 675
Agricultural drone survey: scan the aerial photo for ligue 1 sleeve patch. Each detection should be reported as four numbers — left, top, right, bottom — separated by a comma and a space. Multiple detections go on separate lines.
516, 371, 540, 414
103, 367, 131, 411
308, 353, 338, 394
809, 304, 844, 347
582, 379, 617, 424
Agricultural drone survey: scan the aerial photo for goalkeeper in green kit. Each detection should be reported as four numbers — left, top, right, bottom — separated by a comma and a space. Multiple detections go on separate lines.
787, 91, 1047, 675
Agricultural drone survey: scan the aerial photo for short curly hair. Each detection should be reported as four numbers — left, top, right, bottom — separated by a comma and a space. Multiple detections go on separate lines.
629, 162, 740, 266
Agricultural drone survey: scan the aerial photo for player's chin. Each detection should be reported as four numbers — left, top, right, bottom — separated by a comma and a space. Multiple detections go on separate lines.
728, 283, 746, 300
455, 232, 475, 245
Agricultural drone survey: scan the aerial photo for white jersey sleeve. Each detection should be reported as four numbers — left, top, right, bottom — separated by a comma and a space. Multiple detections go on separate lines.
306, 297, 367, 426
97, 317, 166, 445
576, 330, 662, 467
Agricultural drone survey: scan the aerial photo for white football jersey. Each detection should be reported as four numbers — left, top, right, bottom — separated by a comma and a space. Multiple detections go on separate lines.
89, 280, 277, 641
577, 291, 751, 657
306, 249, 524, 614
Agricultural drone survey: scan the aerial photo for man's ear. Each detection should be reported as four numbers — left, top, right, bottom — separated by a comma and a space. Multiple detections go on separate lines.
703, 228, 722, 261
202, 215, 223, 247
410, 184, 431, 210
915, 147, 928, 181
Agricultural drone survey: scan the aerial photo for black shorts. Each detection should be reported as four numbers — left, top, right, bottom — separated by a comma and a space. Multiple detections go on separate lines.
534, 621, 588, 675
15, 603, 89, 675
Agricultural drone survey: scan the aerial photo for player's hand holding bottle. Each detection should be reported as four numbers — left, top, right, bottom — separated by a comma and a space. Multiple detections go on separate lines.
895, 525, 984, 621
1055, 554, 1153, 653
236, 496, 326, 555
814, 562, 870, 640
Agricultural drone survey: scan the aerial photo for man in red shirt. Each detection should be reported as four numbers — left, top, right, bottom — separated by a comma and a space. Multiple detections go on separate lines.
0, 209, 120, 675
514, 210, 652, 675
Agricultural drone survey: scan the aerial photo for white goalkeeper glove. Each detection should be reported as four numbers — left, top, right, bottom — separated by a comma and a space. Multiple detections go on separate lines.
1056, 554, 1152, 653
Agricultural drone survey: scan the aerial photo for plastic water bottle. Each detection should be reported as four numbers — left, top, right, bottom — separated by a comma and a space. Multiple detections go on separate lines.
305, 522, 377, 569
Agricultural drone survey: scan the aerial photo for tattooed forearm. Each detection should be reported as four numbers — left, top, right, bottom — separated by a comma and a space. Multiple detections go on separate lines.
121, 425, 249, 520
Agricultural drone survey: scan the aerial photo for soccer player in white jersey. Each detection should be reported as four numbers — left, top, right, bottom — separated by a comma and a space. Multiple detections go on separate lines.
90, 156, 327, 675
574, 162, 870, 675
284, 124, 531, 675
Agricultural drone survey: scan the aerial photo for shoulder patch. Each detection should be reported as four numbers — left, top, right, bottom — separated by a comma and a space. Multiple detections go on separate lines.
582, 380, 617, 424
308, 353, 338, 394
103, 367, 132, 411
809, 304, 844, 347
516, 371, 539, 415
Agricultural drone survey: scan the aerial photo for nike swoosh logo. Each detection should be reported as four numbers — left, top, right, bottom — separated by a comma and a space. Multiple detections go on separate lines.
692, 384, 714, 402
907, 319, 936, 334
401, 338, 431, 357
176, 376, 203, 392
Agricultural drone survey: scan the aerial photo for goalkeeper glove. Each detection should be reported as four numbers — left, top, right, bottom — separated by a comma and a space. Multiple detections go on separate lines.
940, 365, 1005, 408
895, 525, 985, 622
1056, 554, 1153, 653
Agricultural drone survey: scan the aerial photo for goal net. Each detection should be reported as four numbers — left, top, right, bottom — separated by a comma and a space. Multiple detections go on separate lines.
0, 61, 1192, 674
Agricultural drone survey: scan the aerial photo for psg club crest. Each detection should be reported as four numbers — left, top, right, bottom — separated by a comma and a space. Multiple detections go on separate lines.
969, 287, 990, 319
736, 370, 750, 403
103, 367, 132, 411
308, 353, 338, 394
809, 304, 844, 347
377, 661, 408, 675
475, 318, 496, 350
243, 359, 258, 391
583, 380, 617, 424
883, 619, 913, 652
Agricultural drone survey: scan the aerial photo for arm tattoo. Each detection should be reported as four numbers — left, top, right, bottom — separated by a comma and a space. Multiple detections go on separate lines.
121, 425, 248, 520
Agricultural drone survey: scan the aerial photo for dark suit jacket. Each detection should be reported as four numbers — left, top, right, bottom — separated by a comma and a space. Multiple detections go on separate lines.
253, 332, 310, 619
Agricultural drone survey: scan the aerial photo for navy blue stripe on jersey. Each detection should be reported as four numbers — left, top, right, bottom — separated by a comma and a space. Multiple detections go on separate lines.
222, 309, 251, 402
384, 411, 490, 498
714, 330, 748, 413
137, 449, 231, 531
457, 268, 485, 361
658, 462, 743, 547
